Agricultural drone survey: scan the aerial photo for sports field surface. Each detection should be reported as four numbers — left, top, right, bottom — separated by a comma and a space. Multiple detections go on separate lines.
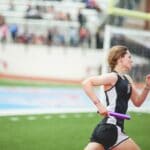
0, 112, 150, 150
0, 79, 150, 149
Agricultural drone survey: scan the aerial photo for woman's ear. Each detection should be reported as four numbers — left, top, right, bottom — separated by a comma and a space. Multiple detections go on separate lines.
117, 56, 122, 64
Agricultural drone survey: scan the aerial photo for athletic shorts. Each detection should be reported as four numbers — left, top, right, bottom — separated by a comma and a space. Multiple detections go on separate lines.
90, 123, 129, 150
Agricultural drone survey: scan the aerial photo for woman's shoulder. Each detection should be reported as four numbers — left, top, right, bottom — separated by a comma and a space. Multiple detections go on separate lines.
124, 74, 133, 84
101, 72, 118, 81
103, 72, 118, 89
103, 72, 118, 91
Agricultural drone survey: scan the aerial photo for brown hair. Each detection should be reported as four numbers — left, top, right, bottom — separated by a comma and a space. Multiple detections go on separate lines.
107, 45, 128, 71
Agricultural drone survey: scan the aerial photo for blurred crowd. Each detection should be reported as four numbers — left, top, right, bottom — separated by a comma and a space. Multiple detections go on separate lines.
0, 0, 105, 48
0, 14, 98, 48
0, 0, 149, 83
0, 0, 142, 48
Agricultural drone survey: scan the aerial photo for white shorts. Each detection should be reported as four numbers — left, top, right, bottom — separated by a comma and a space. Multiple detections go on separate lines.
110, 126, 129, 149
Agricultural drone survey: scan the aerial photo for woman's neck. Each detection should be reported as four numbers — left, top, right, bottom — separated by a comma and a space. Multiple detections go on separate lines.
114, 66, 127, 74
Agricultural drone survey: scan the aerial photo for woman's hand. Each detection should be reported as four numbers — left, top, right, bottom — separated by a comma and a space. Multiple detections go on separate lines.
145, 74, 150, 90
97, 105, 108, 117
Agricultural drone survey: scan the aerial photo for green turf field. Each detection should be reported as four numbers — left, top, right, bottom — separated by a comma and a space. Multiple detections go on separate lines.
0, 112, 149, 150
0, 78, 81, 88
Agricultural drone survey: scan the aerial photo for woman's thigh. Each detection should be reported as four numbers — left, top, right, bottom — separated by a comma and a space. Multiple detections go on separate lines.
84, 142, 105, 150
112, 138, 140, 150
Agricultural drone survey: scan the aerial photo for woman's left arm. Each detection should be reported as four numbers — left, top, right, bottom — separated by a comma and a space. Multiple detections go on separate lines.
130, 74, 150, 107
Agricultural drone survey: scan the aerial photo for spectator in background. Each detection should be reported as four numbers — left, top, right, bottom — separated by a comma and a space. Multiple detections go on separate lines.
79, 26, 91, 48
86, 28, 92, 48
0, 15, 8, 43
8, 0, 15, 11
26, 4, 32, 13
0, 59, 8, 70
95, 27, 103, 49
69, 26, 79, 47
25, 5, 43, 19
79, 26, 87, 46
46, 29, 53, 46
86, 0, 101, 12
9, 24, 18, 42
78, 8, 86, 27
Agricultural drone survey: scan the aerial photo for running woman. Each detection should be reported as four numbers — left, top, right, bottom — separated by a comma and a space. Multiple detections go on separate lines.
82, 45, 150, 150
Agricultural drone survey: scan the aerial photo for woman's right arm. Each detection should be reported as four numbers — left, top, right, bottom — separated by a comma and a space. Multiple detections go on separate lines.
129, 74, 150, 107
82, 73, 117, 116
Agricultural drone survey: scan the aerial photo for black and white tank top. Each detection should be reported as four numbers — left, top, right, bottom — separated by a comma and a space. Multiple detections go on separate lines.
102, 72, 132, 130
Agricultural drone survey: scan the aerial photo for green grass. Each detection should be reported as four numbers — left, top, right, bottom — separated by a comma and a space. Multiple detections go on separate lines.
0, 79, 81, 88
0, 112, 149, 150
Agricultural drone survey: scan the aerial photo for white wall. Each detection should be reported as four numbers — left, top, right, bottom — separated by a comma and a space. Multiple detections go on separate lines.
0, 43, 147, 81
0, 44, 104, 80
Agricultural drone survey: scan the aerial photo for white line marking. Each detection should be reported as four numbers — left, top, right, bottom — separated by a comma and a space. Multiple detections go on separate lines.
10, 117, 19, 121
87, 113, 95, 117
59, 114, 67, 118
44, 115, 52, 119
27, 116, 36, 120
74, 114, 81, 118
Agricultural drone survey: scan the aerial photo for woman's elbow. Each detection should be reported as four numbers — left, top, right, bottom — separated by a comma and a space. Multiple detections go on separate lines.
82, 79, 89, 86
131, 97, 142, 107
133, 101, 142, 107
81, 79, 91, 89
134, 104, 141, 107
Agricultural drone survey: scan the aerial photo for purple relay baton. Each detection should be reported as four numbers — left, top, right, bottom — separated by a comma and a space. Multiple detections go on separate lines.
109, 112, 131, 120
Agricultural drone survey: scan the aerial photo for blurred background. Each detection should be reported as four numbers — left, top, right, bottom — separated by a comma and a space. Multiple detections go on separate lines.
0, 0, 150, 149
0, 0, 149, 114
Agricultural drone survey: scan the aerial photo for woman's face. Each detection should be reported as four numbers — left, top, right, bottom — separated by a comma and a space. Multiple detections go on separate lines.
120, 50, 133, 71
